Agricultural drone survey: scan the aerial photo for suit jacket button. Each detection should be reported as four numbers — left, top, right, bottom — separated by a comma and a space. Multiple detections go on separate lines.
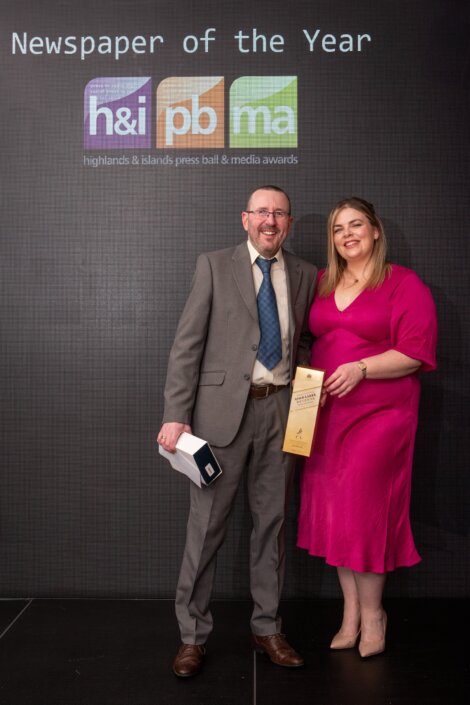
251, 344, 258, 351
244, 374, 250, 381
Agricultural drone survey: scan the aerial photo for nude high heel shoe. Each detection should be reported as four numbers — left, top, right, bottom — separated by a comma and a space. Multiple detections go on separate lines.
358, 611, 387, 658
330, 629, 360, 650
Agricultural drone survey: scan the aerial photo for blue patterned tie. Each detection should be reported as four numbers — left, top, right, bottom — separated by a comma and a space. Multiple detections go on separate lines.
255, 257, 282, 370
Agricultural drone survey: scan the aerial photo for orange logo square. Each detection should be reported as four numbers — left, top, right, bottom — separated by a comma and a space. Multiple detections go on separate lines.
156, 77, 224, 148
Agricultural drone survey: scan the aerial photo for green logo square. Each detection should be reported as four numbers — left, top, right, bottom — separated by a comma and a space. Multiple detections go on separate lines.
229, 76, 297, 148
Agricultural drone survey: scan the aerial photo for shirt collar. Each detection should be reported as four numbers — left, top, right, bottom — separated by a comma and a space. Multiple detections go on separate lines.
246, 240, 285, 268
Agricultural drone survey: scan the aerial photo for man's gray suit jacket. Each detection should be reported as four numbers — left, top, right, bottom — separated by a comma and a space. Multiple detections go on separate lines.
163, 241, 317, 447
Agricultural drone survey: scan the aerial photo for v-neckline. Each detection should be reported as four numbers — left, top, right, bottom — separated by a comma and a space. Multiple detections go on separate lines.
333, 286, 366, 313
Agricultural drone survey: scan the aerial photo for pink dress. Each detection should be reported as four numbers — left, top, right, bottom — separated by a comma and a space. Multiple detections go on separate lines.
297, 265, 437, 573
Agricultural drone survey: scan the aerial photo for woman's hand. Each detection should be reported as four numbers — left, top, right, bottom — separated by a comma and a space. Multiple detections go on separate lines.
324, 362, 364, 398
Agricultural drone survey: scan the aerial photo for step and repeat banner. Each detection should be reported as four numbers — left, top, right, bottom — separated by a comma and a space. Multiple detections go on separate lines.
1, 0, 468, 597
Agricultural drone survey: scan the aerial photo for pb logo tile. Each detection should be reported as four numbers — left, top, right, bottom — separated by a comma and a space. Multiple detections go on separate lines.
229, 76, 297, 148
156, 77, 225, 149
84, 77, 152, 149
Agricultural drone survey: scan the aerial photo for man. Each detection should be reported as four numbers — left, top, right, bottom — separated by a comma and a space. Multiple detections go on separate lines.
157, 186, 317, 677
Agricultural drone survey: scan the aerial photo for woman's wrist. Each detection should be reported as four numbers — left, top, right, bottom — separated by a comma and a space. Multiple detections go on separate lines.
357, 360, 367, 378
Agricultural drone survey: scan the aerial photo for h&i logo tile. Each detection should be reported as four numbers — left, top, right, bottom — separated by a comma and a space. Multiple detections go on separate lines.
229, 76, 297, 148
84, 77, 152, 149
156, 77, 225, 149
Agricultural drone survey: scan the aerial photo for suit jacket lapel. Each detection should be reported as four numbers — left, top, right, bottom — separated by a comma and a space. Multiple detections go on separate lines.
284, 249, 302, 318
284, 251, 303, 378
232, 242, 258, 321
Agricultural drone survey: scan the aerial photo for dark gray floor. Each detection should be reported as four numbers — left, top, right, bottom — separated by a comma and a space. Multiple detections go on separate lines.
0, 599, 467, 705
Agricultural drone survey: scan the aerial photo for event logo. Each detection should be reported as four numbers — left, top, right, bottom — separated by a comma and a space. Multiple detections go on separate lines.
84, 77, 152, 149
229, 76, 297, 148
156, 77, 224, 148
83, 76, 298, 149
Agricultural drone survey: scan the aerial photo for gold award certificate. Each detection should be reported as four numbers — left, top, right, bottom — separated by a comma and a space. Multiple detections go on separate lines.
282, 366, 325, 457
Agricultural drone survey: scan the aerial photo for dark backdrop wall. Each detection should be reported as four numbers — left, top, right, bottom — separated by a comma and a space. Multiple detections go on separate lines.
1, 0, 468, 598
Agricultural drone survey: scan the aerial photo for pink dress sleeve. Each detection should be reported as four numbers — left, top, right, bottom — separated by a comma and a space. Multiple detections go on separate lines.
390, 269, 437, 372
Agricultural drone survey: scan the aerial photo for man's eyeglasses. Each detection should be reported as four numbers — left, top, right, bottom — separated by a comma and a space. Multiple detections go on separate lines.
246, 209, 290, 220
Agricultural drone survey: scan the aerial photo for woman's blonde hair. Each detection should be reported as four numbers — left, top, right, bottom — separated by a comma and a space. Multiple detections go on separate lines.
319, 197, 391, 297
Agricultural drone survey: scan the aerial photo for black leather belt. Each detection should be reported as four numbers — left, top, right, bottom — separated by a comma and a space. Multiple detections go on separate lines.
249, 384, 287, 400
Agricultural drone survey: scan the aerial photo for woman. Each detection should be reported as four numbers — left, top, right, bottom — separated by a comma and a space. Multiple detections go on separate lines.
297, 197, 437, 658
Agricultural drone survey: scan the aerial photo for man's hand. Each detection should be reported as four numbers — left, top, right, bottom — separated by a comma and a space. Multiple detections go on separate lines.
157, 422, 192, 453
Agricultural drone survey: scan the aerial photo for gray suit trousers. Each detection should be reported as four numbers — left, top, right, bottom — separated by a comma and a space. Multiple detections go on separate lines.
175, 386, 294, 644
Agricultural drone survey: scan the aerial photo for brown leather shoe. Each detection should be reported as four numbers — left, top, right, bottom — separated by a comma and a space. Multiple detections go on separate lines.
173, 643, 206, 677
252, 633, 304, 667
